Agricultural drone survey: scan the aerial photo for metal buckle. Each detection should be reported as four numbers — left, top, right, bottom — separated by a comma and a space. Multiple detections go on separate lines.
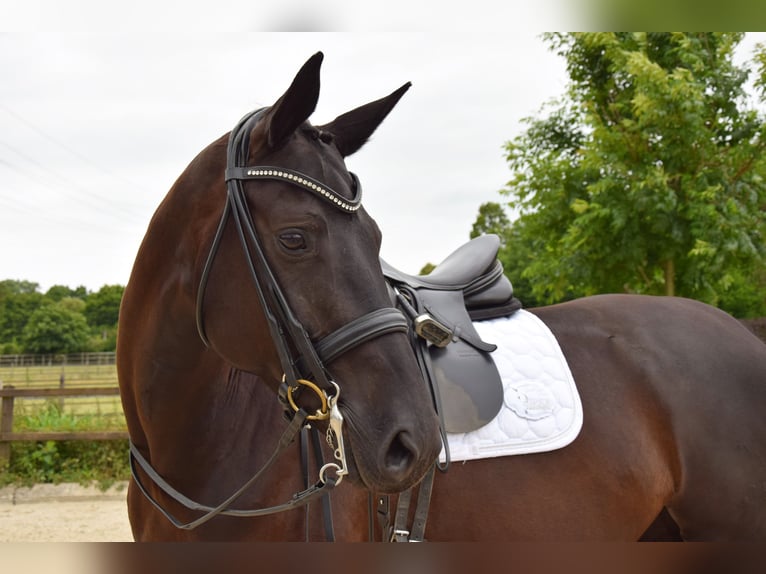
391, 529, 410, 542
413, 314, 453, 347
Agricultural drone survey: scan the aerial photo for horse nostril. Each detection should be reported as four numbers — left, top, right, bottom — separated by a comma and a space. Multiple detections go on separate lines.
384, 430, 417, 476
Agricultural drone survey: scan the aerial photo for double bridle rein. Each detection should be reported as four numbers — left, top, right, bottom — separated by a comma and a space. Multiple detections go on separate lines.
129, 108, 410, 532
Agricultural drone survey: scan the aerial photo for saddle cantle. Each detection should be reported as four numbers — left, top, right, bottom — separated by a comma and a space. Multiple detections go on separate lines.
381, 234, 521, 435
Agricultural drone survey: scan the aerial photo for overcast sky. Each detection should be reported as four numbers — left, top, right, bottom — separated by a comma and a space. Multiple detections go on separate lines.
2, 27, 764, 292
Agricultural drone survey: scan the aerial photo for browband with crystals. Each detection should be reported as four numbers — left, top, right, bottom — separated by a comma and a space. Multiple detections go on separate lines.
225, 166, 362, 213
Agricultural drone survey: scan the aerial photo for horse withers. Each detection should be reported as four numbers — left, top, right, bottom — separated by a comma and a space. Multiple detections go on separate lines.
117, 52, 441, 541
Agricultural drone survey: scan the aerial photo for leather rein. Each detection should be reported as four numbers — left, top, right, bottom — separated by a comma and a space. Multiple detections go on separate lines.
129, 108, 410, 532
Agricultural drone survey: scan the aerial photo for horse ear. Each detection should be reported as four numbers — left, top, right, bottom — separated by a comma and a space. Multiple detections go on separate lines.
266, 51, 324, 149
317, 82, 411, 157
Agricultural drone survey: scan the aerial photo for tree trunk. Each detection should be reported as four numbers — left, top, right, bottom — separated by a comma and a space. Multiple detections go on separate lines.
663, 259, 675, 297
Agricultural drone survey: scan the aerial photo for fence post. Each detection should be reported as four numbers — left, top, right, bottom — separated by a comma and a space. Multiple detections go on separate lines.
59, 370, 66, 412
0, 383, 14, 467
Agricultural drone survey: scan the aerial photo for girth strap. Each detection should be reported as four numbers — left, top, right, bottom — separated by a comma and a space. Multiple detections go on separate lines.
392, 488, 412, 542
380, 464, 437, 542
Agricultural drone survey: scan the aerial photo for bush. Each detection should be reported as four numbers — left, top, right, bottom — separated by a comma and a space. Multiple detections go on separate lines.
21, 303, 90, 354
0, 401, 130, 488
1, 440, 130, 488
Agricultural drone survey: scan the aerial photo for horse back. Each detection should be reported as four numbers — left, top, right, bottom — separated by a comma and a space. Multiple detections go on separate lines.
532, 294, 766, 539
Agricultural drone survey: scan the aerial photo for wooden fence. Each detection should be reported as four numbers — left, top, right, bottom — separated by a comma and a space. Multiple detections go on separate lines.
0, 352, 116, 368
0, 385, 128, 465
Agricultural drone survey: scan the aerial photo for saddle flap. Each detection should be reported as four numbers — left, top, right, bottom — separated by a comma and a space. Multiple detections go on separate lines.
430, 341, 504, 433
411, 289, 504, 434
383, 235, 521, 435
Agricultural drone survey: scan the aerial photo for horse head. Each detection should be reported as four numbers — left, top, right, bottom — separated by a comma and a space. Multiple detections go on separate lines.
194, 52, 441, 494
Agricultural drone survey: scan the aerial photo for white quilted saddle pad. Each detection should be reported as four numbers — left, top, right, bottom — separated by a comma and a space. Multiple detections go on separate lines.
441, 309, 583, 463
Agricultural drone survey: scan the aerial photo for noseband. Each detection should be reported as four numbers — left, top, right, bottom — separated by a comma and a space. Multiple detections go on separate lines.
129, 108, 409, 531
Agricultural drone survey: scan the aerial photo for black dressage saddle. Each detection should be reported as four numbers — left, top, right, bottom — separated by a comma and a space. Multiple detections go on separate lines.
382, 234, 521, 435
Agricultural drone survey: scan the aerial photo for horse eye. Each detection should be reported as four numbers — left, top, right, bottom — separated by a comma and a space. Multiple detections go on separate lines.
279, 232, 307, 251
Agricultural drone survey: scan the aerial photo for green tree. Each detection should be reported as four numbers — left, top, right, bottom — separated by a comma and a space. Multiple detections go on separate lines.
0, 279, 40, 300
45, 284, 87, 302
84, 285, 124, 328
57, 296, 86, 314
470, 204, 544, 307
21, 303, 90, 354
470, 202, 512, 245
0, 291, 44, 348
502, 33, 766, 312
0, 281, 42, 352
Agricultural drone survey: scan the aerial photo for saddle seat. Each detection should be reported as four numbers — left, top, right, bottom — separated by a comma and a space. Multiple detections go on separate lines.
381, 234, 502, 289
380, 234, 520, 321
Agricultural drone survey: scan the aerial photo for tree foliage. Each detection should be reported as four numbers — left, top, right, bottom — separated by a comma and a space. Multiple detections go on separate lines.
21, 303, 91, 355
470, 202, 512, 245
499, 33, 766, 314
0, 279, 40, 298
84, 285, 124, 328
0, 280, 125, 354
0, 290, 43, 347
45, 284, 88, 302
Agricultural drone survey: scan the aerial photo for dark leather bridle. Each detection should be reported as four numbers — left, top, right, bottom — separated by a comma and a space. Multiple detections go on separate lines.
129, 108, 410, 531
197, 108, 409, 389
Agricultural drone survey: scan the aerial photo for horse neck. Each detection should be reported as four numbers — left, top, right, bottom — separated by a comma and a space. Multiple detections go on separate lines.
119, 229, 290, 483
119, 162, 279, 455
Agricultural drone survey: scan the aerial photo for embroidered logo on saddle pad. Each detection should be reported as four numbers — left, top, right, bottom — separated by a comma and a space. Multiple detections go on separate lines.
441, 309, 583, 462
505, 381, 558, 421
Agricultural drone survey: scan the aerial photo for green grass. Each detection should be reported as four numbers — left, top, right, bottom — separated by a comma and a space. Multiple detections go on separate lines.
0, 360, 129, 488
0, 439, 130, 488
1, 401, 129, 488
13, 399, 127, 433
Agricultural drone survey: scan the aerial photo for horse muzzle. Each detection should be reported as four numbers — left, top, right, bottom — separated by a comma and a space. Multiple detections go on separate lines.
341, 403, 441, 494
